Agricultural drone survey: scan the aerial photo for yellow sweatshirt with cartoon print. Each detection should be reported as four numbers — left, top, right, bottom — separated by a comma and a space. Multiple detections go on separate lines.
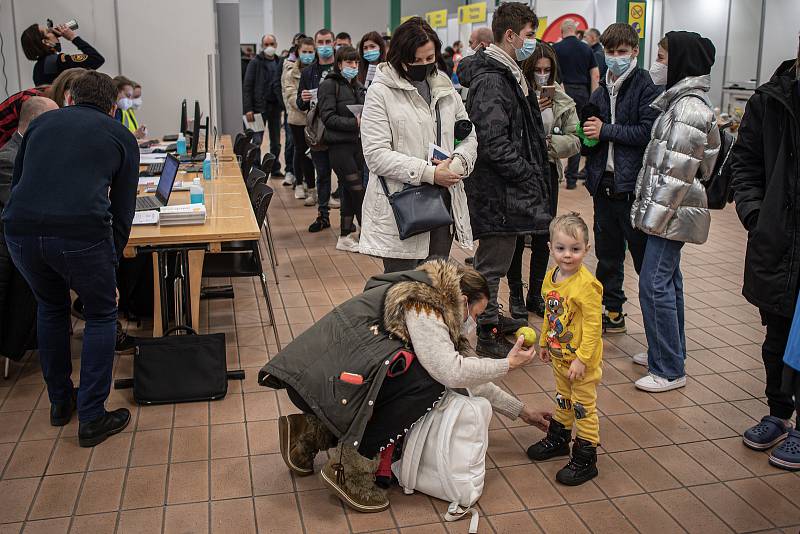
539, 264, 603, 369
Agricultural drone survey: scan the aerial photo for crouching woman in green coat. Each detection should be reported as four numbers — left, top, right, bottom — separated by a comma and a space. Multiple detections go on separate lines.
259, 260, 552, 512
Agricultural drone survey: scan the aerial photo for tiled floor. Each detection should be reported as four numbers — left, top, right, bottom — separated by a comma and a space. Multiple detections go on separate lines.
1, 180, 798, 534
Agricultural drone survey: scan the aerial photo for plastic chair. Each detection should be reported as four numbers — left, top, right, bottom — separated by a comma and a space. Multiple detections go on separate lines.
240, 144, 260, 179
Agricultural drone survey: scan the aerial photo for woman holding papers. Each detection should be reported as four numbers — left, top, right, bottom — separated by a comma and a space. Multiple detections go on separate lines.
357, 31, 386, 86
358, 17, 477, 273
316, 46, 367, 253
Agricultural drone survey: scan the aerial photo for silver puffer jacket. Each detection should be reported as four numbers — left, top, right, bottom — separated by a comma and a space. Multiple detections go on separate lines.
631, 75, 720, 244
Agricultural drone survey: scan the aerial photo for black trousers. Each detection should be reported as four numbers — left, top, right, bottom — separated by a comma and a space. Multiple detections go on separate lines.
286, 358, 444, 458
329, 142, 365, 236
256, 106, 282, 174
592, 185, 647, 312
507, 234, 550, 297
289, 124, 315, 189
475, 235, 519, 327
761, 311, 798, 419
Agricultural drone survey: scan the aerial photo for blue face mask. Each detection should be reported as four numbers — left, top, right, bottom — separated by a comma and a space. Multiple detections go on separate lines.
299, 52, 315, 65
606, 54, 633, 77
363, 49, 380, 63
318, 45, 334, 59
342, 66, 359, 80
513, 34, 537, 62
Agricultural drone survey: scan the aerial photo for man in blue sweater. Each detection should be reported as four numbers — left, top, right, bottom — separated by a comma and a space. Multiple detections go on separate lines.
2, 70, 139, 447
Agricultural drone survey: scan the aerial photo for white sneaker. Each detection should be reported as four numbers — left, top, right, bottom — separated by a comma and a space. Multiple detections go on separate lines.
336, 234, 360, 253
282, 172, 295, 187
294, 185, 307, 199
632, 352, 648, 366
304, 189, 318, 207
329, 197, 341, 209
635, 373, 686, 392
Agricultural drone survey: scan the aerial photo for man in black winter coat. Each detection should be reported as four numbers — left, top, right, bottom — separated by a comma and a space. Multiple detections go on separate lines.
243, 34, 284, 177
731, 51, 800, 463
459, 2, 552, 359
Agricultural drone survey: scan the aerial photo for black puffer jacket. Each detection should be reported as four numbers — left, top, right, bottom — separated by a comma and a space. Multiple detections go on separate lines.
458, 50, 552, 237
317, 72, 365, 145
731, 59, 800, 317
242, 53, 284, 114
583, 67, 662, 195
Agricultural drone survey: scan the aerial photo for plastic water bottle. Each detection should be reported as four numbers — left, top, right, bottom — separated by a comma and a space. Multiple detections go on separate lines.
202, 152, 212, 180
176, 133, 187, 155
190, 178, 204, 204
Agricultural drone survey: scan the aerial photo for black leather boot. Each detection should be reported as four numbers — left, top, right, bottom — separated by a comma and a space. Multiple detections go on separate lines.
527, 419, 572, 461
78, 408, 131, 448
555, 438, 599, 486
476, 325, 513, 359
526, 285, 545, 316
50, 389, 77, 427
508, 282, 528, 320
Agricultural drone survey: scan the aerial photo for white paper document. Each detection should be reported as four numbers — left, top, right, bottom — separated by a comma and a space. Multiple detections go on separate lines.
366, 64, 377, 87
428, 142, 451, 164
346, 105, 363, 118
132, 211, 159, 225
139, 153, 168, 164
242, 114, 265, 132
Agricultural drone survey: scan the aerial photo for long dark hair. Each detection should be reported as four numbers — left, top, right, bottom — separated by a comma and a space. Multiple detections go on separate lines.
21, 24, 51, 61
386, 17, 443, 82
357, 31, 386, 84
296, 37, 315, 71
521, 41, 561, 88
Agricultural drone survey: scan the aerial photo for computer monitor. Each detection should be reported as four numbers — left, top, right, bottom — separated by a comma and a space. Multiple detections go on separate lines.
155, 154, 180, 205
179, 99, 188, 134
189, 100, 201, 157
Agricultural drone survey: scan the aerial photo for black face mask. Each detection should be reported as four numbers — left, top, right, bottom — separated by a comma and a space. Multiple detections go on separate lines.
406, 62, 435, 82
53, 41, 62, 53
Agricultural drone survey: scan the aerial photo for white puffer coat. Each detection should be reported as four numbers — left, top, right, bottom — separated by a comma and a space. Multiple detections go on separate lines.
359, 63, 478, 260
631, 75, 720, 244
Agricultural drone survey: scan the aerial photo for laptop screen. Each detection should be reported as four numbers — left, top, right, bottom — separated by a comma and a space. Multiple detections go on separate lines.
155, 154, 180, 204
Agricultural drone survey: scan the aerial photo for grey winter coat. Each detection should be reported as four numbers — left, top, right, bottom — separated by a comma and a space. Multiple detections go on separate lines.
631, 75, 720, 244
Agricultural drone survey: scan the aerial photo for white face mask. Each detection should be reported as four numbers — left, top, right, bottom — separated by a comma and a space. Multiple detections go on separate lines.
462, 315, 477, 337
534, 72, 550, 87
649, 61, 667, 86
263, 46, 276, 57
461, 45, 476, 58
117, 97, 132, 110
131, 97, 142, 109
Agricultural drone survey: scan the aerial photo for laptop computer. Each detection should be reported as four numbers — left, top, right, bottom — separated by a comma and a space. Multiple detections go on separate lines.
136, 153, 179, 211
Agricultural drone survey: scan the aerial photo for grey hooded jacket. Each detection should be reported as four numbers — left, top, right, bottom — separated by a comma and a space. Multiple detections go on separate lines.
631, 75, 720, 244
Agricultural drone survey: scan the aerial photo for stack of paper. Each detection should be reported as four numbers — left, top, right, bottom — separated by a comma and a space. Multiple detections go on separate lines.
132, 211, 159, 226
159, 204, 207, 226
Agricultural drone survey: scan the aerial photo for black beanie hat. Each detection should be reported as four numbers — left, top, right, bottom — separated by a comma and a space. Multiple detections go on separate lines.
665, 31, 716, 89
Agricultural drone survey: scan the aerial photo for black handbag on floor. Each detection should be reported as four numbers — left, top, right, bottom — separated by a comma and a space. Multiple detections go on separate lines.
123, 326, 238, 405
379, 101, 453, 240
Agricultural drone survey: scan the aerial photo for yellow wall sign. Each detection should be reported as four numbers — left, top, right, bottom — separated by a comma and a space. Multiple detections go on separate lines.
425, 9, 448, 29
536, 17, 548, 40
628, 2, 646, 39
458, 2, 487, 24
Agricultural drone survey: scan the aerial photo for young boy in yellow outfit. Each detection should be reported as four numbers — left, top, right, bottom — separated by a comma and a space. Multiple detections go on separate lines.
527, 212, 603, 486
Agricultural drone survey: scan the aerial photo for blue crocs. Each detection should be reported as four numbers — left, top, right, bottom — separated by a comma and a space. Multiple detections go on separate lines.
769, 429, 800, 471
742, 416, 791, 450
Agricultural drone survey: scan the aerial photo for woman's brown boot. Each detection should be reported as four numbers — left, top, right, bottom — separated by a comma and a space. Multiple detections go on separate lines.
320, 444, 390, 513
278, 414, 337, 476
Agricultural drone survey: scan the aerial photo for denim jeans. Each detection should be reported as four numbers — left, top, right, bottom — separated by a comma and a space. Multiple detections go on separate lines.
592, 188, 647, 312
311, 149, 332, 216
5, 233, 118, 422
639, 235, 686, 380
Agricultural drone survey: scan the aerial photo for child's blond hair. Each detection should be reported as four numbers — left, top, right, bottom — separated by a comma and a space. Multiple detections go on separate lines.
549, 212, 590, 245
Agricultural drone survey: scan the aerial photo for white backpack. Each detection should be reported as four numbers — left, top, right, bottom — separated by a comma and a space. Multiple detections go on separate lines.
392, 390, 491, 533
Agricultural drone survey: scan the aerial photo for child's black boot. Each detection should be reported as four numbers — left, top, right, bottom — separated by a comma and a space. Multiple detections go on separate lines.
526, 419, 571, 461
555, 438, 598, 486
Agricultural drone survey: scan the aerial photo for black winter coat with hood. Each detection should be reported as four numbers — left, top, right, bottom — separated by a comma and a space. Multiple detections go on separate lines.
457, 50, 552, 237
317, 71, 365, 145
731, 59, 800, 318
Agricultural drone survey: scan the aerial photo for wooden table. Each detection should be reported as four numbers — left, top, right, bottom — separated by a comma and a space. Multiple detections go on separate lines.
125, 135, 260, 336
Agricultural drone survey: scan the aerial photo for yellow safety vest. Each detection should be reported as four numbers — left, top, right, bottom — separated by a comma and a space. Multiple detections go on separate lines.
121, 109, 139, 133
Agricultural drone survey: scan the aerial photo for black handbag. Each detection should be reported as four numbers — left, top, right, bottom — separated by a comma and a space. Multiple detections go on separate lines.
379, 101, 454, 240
116, 326, 242, 405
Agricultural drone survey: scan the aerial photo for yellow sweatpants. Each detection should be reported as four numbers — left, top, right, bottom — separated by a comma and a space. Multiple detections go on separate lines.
551, 357, 602, 446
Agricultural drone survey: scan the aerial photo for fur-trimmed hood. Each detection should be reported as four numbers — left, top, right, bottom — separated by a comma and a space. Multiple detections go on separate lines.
382, 260, 465, 347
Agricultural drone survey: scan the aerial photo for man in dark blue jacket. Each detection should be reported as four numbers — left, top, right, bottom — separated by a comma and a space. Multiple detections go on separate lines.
296, 28, 338, 232
581, 23, 661, 334
2, 70, 139, 447
243, 34, 284, 177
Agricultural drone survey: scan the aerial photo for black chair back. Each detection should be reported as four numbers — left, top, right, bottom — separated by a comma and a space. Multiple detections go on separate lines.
250, 183, 274, 232
260, 153, 276, 174
245, 167, 268, 196
244, 128, 255, 142
233, 134, 250, 158
241, 144, 260, 179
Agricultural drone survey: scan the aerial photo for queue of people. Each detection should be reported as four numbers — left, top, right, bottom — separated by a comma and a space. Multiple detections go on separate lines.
0, 4, 798, 524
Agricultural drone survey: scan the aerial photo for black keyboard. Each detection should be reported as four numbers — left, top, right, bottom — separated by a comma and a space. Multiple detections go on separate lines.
147, 162, 164, 174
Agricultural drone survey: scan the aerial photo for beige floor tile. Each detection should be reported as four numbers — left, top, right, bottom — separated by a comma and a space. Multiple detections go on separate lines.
75, 468, 125, 515
121, 464, 167, 510
210, 456, 252, 500
163, 502, 208, 534
68, 512, 117, 534
170, 425, 209, 463
211, 497, 257, 534
530, 505, 590, 534
253, 493, 304, 534
118, 507, 163, 534
296, 488, 351, 533
3, 439, 54, 479
28, 473, 83, 520
690, 482, 772, 532
129, 429, 170, 467
166, 460, 209, 504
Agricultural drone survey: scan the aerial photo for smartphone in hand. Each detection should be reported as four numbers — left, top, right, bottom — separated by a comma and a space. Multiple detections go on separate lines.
541, 85, 556, 99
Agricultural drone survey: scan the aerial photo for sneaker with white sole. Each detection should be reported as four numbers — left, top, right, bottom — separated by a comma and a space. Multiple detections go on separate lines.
282, 172, 295, 187
294, 185, 307, 199
634, 373, 686, 392
304, 189, 318, 207
632, 352, 648, 366
336, 234, 360, 253
329, 197, 341, 209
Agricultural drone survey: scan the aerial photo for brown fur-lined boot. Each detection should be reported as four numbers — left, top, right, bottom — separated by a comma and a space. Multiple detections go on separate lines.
278, 414, 337, 476
320, 444, 389, 513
